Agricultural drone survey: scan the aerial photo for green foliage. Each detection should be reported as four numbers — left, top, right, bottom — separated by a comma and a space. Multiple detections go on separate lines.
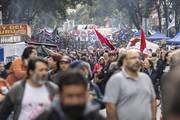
2, 0, 179, 32
142, 0, 155, 18
68, 0, 121, 25
2, 0, 87, 26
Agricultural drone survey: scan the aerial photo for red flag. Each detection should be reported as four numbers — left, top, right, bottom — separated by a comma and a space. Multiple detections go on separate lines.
140, 29, 147, 52
94, 29, 115, 50
129, 38, 140, 46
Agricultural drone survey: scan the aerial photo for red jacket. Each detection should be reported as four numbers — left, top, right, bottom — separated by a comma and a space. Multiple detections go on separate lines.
6, 58, 27, 86
93, 63, 103, 73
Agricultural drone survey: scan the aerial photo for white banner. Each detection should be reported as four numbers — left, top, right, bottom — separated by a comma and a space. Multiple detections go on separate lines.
0, 42, 26, 63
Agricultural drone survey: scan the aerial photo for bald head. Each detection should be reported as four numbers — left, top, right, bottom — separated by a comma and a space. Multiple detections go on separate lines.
118, 48, 127, 55
126, 49, 140, 58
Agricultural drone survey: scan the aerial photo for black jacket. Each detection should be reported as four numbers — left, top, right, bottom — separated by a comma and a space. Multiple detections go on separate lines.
36, 97, 105, 120
156, 59, 166, 79
97, 62, 110, 94
0, 70, 8, 79
0, 80, 58, 120
142, 68, 158, 85
142, 68, 161, 99
48, 70, 61, 85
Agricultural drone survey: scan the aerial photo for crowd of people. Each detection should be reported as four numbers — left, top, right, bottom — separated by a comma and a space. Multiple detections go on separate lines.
0, 45, 180, 120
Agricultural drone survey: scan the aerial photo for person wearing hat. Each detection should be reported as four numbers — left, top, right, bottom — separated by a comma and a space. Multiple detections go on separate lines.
70, 60, 103, 102
59, 56, 71, 73
70, 60, 104, 108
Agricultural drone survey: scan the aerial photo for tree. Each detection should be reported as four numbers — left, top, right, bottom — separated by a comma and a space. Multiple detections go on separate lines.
145, 0, 163, 32
155, 0, 163, 32
68, 0, 117, 25
69, 0, 145, 29
161, 0, 172, 34
68, 0, 179, 33
0, 0, 87, 26
170, 0, 180, 33
115, 0, 144, 30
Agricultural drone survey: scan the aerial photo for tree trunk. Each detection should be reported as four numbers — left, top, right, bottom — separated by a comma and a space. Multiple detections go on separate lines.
131, 15, 141, 30
156, 4, 162, 32
127, 3, 141, 30
175, 9, 180, 33
162, 0, 169, 35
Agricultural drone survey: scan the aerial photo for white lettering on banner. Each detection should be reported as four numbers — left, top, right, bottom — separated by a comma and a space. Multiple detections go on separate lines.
0, 36, 21, 44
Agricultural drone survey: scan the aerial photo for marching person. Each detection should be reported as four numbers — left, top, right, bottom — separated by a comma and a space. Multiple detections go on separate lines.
161, 49, 180, 120
0, 62, 8, 79
0, 77, 9, 103
0, 58, 58, 120
161, 66, 180, 120
6, 46, 37, 86
59, 55, 71, 73
142, 58, 159, 99
104, 49, 156, 120
48, 54, 62, 83
70, 60, 103, 106
36, 70, 105, 120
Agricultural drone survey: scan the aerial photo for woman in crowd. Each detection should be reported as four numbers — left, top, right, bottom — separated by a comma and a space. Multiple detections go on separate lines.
93, 57, 105, 93
6, 46, 37, 86
142, 58, 159, 99
48, 54, 62, 83
48, 55, 71, 84
143, 58, 157, 85
163, 51, 173, 73
156, 50, 173, 79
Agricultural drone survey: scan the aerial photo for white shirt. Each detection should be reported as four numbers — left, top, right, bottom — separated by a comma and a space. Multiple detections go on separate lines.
18, 83, 51, 120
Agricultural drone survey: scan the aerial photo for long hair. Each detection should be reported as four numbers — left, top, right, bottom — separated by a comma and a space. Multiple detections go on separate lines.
21, 46, 36, 60
147, 59, 154, 69
49, 54, 62, 70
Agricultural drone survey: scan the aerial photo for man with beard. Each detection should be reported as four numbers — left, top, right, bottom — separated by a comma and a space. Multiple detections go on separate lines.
104, 49, 156, 120
0, 58, 58, 120
36, 70, 105, 120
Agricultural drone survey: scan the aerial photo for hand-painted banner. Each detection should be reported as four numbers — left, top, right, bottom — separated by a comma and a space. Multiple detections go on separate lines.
0, 24, 31, 37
